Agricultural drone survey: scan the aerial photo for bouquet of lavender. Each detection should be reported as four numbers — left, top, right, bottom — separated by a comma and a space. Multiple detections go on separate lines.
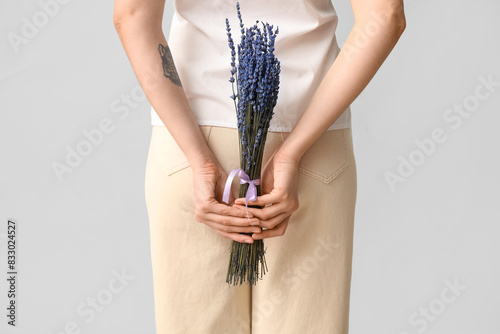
222, 2, 281, 286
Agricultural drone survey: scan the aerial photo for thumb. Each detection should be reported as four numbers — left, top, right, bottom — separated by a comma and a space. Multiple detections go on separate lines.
227, 188, 236, 205
219, 172, 237, 205
235, 191, 279, 207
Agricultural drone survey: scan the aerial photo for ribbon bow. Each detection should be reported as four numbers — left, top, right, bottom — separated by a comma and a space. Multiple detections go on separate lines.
222, 168, 260, 226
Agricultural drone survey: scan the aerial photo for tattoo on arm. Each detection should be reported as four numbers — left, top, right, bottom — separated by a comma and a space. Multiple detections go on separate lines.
158, 43, 182, 87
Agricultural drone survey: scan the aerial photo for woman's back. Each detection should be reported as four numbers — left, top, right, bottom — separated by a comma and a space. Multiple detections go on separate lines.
150, 0, 352, 132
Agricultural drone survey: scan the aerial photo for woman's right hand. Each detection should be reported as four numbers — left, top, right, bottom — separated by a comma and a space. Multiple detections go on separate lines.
192, 158, 262, 243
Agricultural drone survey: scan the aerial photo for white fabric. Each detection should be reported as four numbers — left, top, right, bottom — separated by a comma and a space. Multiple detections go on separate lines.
151, 0, 351, 132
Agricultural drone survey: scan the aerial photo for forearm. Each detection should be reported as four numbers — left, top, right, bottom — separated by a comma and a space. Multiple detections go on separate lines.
277, 4, 406, 163
114, 8, 216, 168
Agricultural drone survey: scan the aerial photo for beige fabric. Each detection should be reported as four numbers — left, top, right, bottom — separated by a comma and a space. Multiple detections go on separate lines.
145, 125, 357, 333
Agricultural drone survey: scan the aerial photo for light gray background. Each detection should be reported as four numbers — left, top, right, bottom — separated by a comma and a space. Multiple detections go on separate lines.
1, 0, 499, 333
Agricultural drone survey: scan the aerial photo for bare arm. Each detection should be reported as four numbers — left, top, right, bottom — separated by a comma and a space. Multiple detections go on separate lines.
276, 0, 406, 163
235, 0, 406, 239
113, 0, 262, 243
113, 0, 213, 167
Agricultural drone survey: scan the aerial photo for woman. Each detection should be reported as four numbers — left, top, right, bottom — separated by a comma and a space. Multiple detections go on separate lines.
113, 0, 405, 333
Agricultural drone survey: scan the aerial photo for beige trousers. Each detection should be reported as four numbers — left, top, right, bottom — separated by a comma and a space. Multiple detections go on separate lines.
145, 125, 357, 334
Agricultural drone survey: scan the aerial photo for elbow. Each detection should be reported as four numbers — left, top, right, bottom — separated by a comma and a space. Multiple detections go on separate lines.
394, 12, 406, 37
113, 16, 122, 36
113, 10, 127, 36
388, 16, 406, 42
113, 6, 160, 36
113, 7, 137, 35
356, 4, 406, 39
378, 5, 406, 37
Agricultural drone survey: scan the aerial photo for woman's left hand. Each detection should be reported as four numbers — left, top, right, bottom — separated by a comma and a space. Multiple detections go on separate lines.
234, 150, 300, 240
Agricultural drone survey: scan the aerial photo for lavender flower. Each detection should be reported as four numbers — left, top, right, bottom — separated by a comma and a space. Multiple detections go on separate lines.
226, 3, 280, 172
224, 2, 281, 286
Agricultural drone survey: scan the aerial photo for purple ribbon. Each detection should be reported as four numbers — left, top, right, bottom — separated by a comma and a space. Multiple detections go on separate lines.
222, 168, 260, 226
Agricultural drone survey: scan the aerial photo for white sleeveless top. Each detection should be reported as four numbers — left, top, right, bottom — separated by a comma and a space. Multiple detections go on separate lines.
151, 0, 351, 132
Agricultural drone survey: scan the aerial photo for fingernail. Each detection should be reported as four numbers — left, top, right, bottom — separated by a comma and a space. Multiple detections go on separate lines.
245, 239, 253, 243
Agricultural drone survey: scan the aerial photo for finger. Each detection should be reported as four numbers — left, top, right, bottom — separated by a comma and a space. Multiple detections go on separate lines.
203, 219, 262, 235
227, 187, 237, 205
208, 201, 254, 218
234, 193, 280, 207
234, 202, 288, 221
252, 216, 291, 240
203, 213, 260, 227
216, 230, 256, 243
256, 211, 290, 230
